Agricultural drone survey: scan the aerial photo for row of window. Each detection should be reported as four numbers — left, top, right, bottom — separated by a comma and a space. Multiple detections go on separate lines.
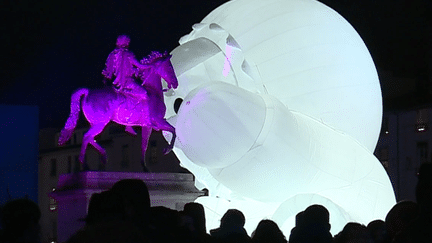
49, 146, 136, 177
49, 138, 162, 177
381, 109, 430, 135
376, 142, 429, 171
49, 156, 83, 177
56, 125, 137, 147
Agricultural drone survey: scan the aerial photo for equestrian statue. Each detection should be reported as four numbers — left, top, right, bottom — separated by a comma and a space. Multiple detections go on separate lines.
58, 35, 178, 170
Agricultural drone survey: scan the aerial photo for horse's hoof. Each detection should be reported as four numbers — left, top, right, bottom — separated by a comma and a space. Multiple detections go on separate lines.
140, 160, 150, 172
163, 147, 172, 155
79, 155, 85, 164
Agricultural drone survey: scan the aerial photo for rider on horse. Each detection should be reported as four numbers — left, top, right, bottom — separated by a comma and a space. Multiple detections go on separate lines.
102, 35, 149, 100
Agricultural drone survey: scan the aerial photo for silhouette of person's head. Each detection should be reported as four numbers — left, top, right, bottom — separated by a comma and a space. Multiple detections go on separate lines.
367, 219, 388, 243
210, 209, 251, 243
385, 200, 419, 239
149, 206, 183, 242
183, 202, 207, 234
334, 222, 372, 243
302, 204, 330, 229
1, 198, 41, 243
110, 179, 151, 228
289, 204, 332, 243
295, 211, 304, 226
220, 209, 246, 228
111, 179, 150, 211
85, 190, 124, 226
251, 219, 287, 243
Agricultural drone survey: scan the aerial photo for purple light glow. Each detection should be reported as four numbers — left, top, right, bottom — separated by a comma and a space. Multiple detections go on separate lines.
58, 51, 178, 167
223, 45, 233, 77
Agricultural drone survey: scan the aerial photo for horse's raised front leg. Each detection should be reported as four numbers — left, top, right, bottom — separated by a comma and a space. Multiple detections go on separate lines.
153, 119, 176, 155
80, 123, 108, 166
140, 126, 152, 172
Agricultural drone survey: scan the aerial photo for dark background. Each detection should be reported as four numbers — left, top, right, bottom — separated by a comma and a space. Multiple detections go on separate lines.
1, 0, 431, 128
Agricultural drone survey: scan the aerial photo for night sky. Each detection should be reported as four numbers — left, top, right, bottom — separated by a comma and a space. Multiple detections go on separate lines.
1, 0, 431, 128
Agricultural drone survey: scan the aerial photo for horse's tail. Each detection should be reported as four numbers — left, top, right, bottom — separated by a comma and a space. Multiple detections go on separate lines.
58, 88, 89, 146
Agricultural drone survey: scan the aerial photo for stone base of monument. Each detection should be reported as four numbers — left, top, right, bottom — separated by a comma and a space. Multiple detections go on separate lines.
50, 171, 205, 243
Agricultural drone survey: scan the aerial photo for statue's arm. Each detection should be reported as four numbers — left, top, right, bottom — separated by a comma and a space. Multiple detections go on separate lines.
102, 53, 115, 79
131, 58, 151, 70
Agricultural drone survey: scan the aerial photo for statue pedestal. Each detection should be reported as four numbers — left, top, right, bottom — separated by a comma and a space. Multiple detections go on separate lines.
50, 172, 204, 243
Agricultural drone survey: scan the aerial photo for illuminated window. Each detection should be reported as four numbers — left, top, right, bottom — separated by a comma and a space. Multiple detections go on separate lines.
416, 109, 429, 132
381, 117, 389, 135
49, 198, 57, 211
416, 124, 428, 132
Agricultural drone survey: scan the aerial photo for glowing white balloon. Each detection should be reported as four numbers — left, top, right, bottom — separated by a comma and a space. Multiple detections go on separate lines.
164, 0, 395, 235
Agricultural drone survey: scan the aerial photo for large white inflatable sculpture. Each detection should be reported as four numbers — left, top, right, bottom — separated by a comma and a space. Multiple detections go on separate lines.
163, 0, 396, 235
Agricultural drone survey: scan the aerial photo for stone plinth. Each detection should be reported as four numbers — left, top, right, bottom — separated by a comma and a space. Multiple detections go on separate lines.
50, 172, 204, 242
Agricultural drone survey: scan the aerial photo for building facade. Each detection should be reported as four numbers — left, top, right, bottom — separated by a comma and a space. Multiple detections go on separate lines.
375, 108, 431, 202
37, 107, 432, 241
38, 124, 192, 243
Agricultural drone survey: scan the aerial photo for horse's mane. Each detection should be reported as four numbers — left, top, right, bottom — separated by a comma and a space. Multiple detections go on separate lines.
140, 51, 169, 64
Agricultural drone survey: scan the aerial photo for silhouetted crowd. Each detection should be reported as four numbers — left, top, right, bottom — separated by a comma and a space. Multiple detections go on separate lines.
1, 163, 432, 243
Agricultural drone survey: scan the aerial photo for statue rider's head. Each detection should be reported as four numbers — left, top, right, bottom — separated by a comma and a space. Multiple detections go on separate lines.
116, 35, 130, 48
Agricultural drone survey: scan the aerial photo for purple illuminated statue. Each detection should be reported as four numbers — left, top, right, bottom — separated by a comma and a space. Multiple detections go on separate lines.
102, 35, 149, 98
58, 36, 178, 170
